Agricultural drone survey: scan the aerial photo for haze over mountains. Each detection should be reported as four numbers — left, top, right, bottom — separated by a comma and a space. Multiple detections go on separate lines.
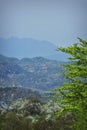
0, 37, 69, 61
0, 37, 69, 101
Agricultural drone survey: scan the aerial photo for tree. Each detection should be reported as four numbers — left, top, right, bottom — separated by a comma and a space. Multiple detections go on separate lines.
54, 38, 87, 130
3, 112, 33, 130
0, 111, 6, 130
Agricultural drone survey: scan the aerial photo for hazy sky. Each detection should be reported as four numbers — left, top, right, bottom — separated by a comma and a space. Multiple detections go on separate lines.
0, 0, 87, 46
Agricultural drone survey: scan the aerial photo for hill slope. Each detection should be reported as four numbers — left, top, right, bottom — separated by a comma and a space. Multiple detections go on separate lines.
0, 55, 65, 91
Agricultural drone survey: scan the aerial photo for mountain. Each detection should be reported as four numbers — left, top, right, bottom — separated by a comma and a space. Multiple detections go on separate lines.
0, 37, 69, 61
0, 37, 56, 58
0, 55, 66, 91
0, 87, 41, 102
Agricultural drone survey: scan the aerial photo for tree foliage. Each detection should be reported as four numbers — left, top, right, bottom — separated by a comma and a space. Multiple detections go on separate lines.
54, 38, 87, 129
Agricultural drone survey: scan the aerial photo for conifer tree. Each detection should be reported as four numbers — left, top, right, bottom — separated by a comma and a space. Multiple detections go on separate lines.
54, 38, 87, 129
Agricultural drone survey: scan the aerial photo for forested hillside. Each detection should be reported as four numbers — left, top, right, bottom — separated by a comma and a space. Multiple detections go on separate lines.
0, 55, 65, 90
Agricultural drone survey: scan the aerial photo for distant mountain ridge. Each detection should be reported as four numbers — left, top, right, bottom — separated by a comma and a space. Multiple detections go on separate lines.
0, 37, 56, 58
0, 55, 66, 91
0, 37, 69, 61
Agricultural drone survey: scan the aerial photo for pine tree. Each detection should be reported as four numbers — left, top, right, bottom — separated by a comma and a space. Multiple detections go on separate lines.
54, 38, 87, 129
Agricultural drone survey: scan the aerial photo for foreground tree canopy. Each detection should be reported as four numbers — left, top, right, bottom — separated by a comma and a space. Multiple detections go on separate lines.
54, 38, 87, 130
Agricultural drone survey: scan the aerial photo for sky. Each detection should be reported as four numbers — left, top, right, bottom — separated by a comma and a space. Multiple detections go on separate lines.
0, 0, 87, 46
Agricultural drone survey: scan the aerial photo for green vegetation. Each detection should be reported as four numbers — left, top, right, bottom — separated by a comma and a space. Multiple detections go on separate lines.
0, 38, 87, 130
54, 38, 87, 129
0, 98, 73, 130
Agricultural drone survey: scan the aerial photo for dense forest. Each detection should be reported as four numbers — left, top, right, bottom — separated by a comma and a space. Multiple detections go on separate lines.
0, 38, 87, 130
